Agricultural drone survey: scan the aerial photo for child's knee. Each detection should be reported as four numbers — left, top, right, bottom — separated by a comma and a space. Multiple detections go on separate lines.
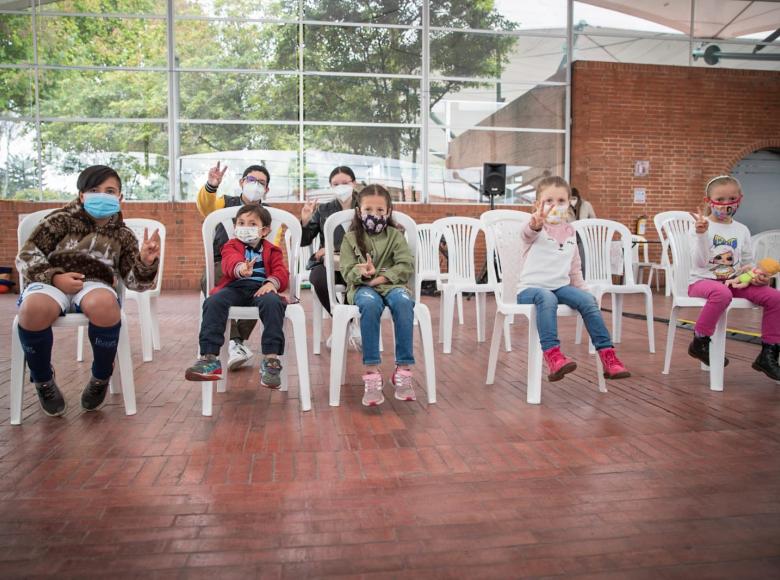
709, 285, 733, 305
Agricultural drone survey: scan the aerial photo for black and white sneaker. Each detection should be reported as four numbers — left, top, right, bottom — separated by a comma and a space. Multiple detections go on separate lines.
35, 377, 67, 417
81, 376, 110, 411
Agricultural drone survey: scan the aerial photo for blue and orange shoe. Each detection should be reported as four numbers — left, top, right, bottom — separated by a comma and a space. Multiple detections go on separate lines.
185, 355, 222, 381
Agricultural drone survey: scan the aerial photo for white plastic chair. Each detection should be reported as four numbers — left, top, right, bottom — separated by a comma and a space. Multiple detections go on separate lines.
436, 217, 496, 354
482, 210, 606, 404
752, 229, 780, 287
76, 218, 166, 363
659, 212, 758, 391
632, 235, 653, 284
200, 206, 311, 415
573, 219, 655, 353
10, 209, 137, 425
650, 212, 689, 297
417, 223, 463, 324
324, 210, 436, 407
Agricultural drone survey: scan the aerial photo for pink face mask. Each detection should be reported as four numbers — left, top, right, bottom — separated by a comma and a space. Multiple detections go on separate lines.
707, 195, 742, 220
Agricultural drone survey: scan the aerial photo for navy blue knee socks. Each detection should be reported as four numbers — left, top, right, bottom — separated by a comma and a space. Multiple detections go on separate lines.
18, 325, 54, 383
88, 322, 121, 381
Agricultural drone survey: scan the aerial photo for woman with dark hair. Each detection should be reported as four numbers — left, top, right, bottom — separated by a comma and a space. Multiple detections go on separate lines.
300, 166, 358, 315
16, 165, 160, 417
569, 188, 597, 221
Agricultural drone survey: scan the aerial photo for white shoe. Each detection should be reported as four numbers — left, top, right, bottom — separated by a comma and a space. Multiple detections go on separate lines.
228, 340, 252, 371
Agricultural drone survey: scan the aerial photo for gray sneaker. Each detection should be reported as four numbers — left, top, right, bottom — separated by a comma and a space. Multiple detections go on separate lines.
260, 357, 283, 389
361, 372, 385, 407
35, 376, 67, 417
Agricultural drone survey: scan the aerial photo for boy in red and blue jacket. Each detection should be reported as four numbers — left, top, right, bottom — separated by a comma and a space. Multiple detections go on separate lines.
185, 204, 289, 388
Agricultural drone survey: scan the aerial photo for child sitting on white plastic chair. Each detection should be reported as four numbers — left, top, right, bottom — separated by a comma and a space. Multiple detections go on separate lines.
339, 185, 416, 406
185, 204, 290, 389
15, 165, 160, 417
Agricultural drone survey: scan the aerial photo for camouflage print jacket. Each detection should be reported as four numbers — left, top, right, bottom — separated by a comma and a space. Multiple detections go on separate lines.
16, 199, 159, 291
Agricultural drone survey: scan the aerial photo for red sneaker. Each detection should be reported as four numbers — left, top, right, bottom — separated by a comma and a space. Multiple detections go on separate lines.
598, 347, 631, 379
543, 346, 577, 382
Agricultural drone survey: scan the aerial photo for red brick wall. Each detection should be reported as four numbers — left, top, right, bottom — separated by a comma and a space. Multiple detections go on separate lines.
0, 200, 517, 291
571, 60, 780, 241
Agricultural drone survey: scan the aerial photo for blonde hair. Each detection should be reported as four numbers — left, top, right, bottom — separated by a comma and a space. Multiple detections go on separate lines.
705, 175, 742, 197
536, 176, 571, 198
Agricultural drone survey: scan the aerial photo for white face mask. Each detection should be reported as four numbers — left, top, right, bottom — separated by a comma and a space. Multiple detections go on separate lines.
242, 181, 265, 202
235, 226, 261, 245
333, 184, 354, 203
545, 203, 570, 225
570, 198, 578, 207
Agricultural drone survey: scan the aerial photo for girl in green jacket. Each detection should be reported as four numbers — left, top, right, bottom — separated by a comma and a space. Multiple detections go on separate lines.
340, 185, 416, 407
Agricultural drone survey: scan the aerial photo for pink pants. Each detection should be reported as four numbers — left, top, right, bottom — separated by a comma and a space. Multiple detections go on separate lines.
688, 279, 780, 344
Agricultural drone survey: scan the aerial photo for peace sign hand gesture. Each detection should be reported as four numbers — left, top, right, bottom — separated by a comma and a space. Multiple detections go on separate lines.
239, 258, 256, 278
690, 206, 709, 234
207, 161, 228, 188
357, 254, 376, 279
530, 202, 551, 231
140, 228, 161, 266
301, 199, 318, 225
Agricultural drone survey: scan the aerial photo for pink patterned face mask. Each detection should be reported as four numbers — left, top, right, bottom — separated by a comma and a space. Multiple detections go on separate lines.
707, 195, 742, 220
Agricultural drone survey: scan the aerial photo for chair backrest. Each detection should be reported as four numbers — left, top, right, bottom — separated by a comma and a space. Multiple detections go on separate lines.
753, 229, 780, 286
653, 211, 690, 267
16, 208, 58, 293
416, 223, 442, 281
323, 209, 420, 307
124, 218, 166, 294
201, 205, 301, 298
660, 214, 695, 298
434, 217, 482, 283
631, 234, 649, 264
572, 218, 637, 285
481, 209, 531, 306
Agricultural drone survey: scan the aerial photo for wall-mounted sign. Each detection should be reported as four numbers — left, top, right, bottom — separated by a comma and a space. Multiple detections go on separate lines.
634, 160, 650, 177
633, 188, 646, 204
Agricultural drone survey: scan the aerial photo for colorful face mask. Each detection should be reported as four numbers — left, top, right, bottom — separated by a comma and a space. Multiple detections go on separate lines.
83, 192, 120, 219
242, 181, 265, 202
707, 196, 742, 220
235, 226, 262, 245
545, 203, 570, 225
362, 213, 387, 235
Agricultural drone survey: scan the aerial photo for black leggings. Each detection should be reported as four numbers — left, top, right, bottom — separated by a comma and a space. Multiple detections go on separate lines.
309, 262, 344, 316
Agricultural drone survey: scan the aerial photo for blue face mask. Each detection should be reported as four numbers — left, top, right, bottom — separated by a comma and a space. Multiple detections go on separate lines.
83, 192, 121, 219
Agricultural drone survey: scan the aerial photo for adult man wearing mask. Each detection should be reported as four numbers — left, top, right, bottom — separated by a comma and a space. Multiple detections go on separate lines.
197, 162, 271, 371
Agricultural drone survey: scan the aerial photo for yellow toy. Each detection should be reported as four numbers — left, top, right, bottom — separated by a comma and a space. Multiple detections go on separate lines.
725, 257, 780, 289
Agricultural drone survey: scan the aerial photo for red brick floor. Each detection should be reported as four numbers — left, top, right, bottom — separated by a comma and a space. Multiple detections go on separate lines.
1, 290, 779, 579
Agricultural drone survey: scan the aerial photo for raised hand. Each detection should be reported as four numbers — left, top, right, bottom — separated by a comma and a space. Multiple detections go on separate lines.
140, 228, 161, 265
239, 258, 256, 278
529, 202, 552, 231
52, 272, 85, 294
690, 206, 708, 234
207, 161, 228, 188
301, 199, 318, 225
357, 254, 376, 279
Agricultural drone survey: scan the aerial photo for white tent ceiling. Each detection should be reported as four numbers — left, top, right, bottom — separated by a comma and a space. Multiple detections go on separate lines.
581, 1, 780, 39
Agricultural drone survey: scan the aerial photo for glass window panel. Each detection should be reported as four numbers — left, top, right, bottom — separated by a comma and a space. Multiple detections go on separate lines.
1, 68, 35, 117
430, 80, 564, 131
174, 0, 297, 20
178, 72, 298, 121
39, 121, 169, 200
303, 25, 421, 75
304, 125, 422, 202
0, 121, 39, 199
304, 75, 420, 124
0, 14, 33, 64
40, 1, 167, 15
692, 40, 780, 71
175, 21, 298, 70
431, 0, 567, 31
428, 129, 564, 204
431, 31, 567, 82
37, 15, 166, 67
303, 0, 421, 26
178, 122, 299, 201
38, 69, 167, 118
574, 34, 691, 66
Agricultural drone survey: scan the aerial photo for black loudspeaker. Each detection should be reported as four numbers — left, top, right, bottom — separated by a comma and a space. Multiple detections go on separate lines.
482, 162, 506, 197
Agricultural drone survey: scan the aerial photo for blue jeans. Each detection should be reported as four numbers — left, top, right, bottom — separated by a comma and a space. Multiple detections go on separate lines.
517, 286, 612, 352
353, 287, 415, 366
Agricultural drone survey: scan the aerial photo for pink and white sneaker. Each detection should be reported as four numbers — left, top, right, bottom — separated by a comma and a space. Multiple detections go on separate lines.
362, 372, 385, 407
391, 367, 416, 401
